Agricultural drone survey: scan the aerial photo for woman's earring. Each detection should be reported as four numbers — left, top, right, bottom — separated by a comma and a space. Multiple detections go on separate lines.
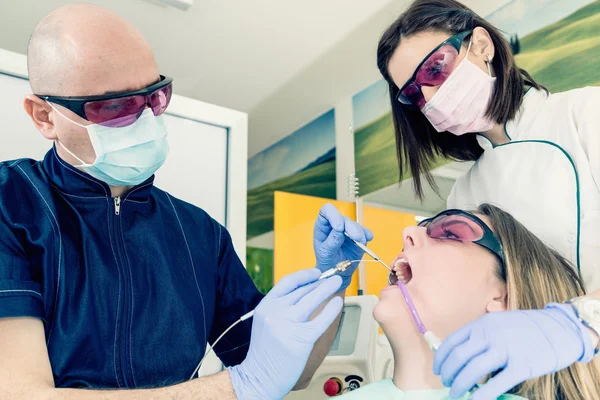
486, 54, 493, 76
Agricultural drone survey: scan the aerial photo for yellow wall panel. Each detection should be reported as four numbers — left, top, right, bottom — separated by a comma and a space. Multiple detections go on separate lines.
274, 191, 359, 296
362, 205, 416, 296
274, 191, 417, 299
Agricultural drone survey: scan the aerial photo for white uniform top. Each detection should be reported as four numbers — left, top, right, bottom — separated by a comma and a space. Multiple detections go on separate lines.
449, 87, 600, 291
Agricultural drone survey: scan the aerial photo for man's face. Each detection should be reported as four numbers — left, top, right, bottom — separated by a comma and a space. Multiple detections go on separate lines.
25, 5, 161, 165
50, 70, 161, 165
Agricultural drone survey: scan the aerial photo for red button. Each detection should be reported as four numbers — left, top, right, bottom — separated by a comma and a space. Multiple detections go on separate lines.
323, 378, 342, 397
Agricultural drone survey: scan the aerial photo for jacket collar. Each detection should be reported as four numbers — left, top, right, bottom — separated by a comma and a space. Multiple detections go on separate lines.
42, 146, 154, 201
477, 87, 549, 150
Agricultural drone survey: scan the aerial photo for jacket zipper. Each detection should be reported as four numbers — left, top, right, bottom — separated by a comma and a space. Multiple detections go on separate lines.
114, 196, 121, 216
112, 196, 131, 386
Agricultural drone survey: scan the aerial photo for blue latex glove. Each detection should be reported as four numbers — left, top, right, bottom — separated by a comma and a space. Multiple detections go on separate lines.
433, 304, 595, 400
229, 268, 343, 400
314, 203, 374, 291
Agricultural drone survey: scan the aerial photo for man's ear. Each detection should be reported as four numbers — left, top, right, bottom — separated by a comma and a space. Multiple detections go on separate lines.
24, 95, 58, 140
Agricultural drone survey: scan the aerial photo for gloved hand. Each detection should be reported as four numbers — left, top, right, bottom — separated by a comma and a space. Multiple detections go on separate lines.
433, 304, 595, 400
229, 268, 344, 400
314, 203, 374, 291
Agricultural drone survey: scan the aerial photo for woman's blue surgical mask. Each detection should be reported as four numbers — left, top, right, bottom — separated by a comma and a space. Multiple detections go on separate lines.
48, 104, 170, 187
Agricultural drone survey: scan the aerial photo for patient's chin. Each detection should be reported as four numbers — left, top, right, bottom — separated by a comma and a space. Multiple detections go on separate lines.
373, 296, 411, 328
375, 287, 439, 339
374, 302, 424, 349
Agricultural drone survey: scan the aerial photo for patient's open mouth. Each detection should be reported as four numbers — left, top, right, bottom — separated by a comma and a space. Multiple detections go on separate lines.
390, 256, 413, 285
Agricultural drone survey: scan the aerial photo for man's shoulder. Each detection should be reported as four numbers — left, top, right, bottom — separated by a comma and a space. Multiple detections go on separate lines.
0, 158, 44, 186
0, 158, 48, 220
150, 186, 222, 231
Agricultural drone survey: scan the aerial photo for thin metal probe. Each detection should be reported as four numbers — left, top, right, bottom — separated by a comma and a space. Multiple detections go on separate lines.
344, 232, 391, 271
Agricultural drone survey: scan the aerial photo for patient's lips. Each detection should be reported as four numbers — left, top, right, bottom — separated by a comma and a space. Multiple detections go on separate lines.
393, 254, 413, 284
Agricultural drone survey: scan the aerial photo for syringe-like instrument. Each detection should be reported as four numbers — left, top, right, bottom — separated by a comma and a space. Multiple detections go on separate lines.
189, 260, 353, 380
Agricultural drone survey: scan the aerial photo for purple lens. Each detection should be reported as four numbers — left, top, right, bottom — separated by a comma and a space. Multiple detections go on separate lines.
84, 96, 146, 128
415, 44, 458, 87
426, 214, 484, 242
83, 83, 173, 128
399, 83, 424, 107
398, 44, 459, 108
150, 83, 172, 117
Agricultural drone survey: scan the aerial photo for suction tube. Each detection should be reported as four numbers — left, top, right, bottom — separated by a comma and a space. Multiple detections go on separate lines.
395, 280, 442, 352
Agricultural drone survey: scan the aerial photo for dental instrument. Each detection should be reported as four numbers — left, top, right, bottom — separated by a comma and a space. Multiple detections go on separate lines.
343, 232, 391, 271
188, 260, 355, 380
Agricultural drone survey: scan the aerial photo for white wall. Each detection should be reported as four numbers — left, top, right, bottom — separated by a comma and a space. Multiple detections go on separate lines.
0, 73, 50, 161
155, 116, 228, 225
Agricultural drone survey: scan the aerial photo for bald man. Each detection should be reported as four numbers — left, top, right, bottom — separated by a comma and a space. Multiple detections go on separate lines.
0, 5, 359, 399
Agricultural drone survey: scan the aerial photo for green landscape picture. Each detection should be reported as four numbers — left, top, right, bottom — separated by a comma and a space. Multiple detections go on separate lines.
353, 0, 600, 197
513, 1, 600, 91
247, 159, 336, 239
246, 247, 274, 295
247, 109, 336, 239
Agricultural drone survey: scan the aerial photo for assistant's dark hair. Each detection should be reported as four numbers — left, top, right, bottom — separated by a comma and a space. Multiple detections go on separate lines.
377, 0, 545, 199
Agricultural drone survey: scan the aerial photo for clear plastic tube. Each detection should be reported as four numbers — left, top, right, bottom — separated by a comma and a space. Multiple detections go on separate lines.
189, 262, 353, 379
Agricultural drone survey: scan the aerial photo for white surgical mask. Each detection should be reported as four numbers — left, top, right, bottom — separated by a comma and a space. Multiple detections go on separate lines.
421, 39, 496, 136
49, 104, 170, 187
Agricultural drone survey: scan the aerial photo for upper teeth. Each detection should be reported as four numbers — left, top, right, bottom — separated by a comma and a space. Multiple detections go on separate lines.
394, 257, 409, 283
394, 257, 406, 269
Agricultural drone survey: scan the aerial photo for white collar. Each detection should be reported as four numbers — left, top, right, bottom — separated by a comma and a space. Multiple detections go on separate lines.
476, 87, 549, 150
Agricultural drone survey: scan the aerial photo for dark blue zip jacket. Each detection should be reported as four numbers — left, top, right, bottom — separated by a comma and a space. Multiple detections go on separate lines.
0, 147, 263, 389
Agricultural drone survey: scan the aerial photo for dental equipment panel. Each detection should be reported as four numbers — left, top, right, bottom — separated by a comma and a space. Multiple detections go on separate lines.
284, 295, 393, 398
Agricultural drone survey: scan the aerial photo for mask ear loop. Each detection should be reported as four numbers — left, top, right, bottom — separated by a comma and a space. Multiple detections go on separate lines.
465, 36, 493, 77
45, 101, 94, 166
465, 37, 473, 61
45, 101, 87, 128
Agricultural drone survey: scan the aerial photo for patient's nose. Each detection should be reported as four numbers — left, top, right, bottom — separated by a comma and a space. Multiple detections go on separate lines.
403, 226, 426, 248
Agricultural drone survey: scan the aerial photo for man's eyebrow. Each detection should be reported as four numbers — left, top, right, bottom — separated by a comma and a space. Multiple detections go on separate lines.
102, 77, 161, 95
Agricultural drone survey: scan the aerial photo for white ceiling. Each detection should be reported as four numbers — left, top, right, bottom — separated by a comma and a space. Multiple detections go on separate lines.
0, 0, 395, 112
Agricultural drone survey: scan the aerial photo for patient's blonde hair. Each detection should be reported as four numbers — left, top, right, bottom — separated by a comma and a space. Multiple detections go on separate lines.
479, 204, 600, 400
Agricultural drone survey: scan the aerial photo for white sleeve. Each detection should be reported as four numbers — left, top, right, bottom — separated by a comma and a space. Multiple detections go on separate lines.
571, 87, 600, 191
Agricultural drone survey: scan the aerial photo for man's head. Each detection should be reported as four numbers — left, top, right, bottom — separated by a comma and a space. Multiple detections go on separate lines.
24, 4, 160, 165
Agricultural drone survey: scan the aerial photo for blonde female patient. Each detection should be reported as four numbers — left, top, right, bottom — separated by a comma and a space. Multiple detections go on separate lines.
337, 204, 600, 400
